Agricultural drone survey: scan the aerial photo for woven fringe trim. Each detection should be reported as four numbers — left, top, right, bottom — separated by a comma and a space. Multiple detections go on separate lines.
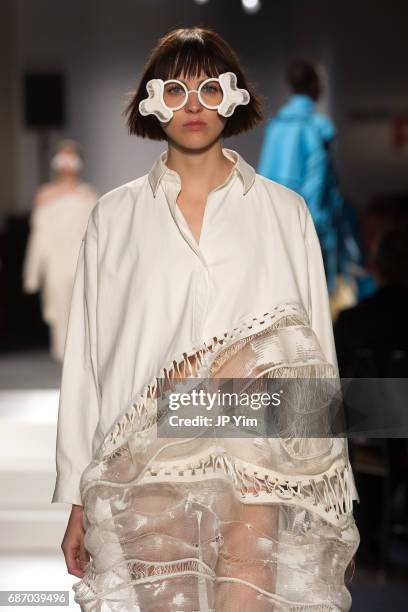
74, 557, 339, 610
142, 453, 354, 522
103, 362, 337, 462
83, 557, 215, 586
104, 303, 313, 451
96, 448, 354, 523
73, 558, 215, 604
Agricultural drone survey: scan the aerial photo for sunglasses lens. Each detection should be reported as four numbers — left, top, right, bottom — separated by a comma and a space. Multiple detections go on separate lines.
199, 80, 223, 107
163, 82, 187, 109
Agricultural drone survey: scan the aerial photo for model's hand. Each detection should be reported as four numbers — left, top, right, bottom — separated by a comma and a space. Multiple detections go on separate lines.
61, 504, 90, 578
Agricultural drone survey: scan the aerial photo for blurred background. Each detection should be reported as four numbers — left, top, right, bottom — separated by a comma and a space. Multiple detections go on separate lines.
0, 0, 407, 609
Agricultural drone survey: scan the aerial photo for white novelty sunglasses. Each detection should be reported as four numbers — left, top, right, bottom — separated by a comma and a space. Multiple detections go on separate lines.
138, 71, 250, 123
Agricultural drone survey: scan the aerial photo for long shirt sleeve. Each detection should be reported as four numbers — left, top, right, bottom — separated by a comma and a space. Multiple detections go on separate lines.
22, 207, 45, 294
51, 203, 101, 505
302, 197, 339, 375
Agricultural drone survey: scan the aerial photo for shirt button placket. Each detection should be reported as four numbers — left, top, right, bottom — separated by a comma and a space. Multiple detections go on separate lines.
193, 265, 210, 346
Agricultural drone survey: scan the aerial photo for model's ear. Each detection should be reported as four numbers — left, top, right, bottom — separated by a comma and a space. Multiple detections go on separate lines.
139, 79, 173, 123
218, 72, 250, 117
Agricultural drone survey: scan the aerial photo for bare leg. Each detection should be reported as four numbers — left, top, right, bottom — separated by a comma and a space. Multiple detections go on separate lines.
215, 502, 279, 611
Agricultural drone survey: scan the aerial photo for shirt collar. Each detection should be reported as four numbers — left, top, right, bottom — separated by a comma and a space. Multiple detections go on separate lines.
148, 147, 256, 197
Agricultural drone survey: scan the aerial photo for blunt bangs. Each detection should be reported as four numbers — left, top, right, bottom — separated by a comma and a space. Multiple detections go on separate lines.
153, 34, 230, 81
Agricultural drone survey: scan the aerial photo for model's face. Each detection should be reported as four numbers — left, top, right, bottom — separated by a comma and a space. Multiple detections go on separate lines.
52, 145, 82, 178
160, 71, 227, 150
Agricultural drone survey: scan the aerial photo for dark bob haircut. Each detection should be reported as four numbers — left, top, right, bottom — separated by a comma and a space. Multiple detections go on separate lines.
124, 27, 263, 140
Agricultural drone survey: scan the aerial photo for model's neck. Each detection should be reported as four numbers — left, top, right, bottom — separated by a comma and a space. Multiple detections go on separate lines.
55, 175, 80, 187
165, 140, 234, 194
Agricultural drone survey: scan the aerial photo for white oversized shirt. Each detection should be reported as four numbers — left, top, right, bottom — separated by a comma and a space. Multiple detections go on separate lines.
51, 147, 338, 505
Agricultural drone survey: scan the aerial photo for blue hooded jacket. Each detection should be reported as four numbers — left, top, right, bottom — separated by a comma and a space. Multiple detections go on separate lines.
258, 94, 369, 297
258, 95, 335, 235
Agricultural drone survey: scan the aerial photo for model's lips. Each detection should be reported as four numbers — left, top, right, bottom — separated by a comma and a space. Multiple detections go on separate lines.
184, 121, 206, 129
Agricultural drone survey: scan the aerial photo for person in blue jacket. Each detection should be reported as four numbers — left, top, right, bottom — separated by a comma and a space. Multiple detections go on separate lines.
258, 59, 368, 298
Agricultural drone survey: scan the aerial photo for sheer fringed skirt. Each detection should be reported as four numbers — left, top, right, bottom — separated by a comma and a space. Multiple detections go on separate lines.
73, 303, 360, 611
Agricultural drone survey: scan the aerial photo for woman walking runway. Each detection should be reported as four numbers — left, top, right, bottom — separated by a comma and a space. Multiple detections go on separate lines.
52, 27, 360, 611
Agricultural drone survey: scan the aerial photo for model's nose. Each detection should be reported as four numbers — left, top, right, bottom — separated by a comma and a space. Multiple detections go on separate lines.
185, 90, 202, 111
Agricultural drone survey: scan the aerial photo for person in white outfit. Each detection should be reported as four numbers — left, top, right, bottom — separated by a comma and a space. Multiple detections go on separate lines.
52, 28, 360, 611
22, 139, 98, 362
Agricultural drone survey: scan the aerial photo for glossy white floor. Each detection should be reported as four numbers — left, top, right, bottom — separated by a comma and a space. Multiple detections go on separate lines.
0, 351, 80, 610
0, 555, 80, 610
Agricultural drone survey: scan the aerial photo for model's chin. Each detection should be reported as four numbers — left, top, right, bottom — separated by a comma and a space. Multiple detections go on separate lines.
168, 131, 223, 152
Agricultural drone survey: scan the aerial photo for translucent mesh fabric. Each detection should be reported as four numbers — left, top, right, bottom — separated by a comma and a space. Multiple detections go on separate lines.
73, 302, 360, 611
